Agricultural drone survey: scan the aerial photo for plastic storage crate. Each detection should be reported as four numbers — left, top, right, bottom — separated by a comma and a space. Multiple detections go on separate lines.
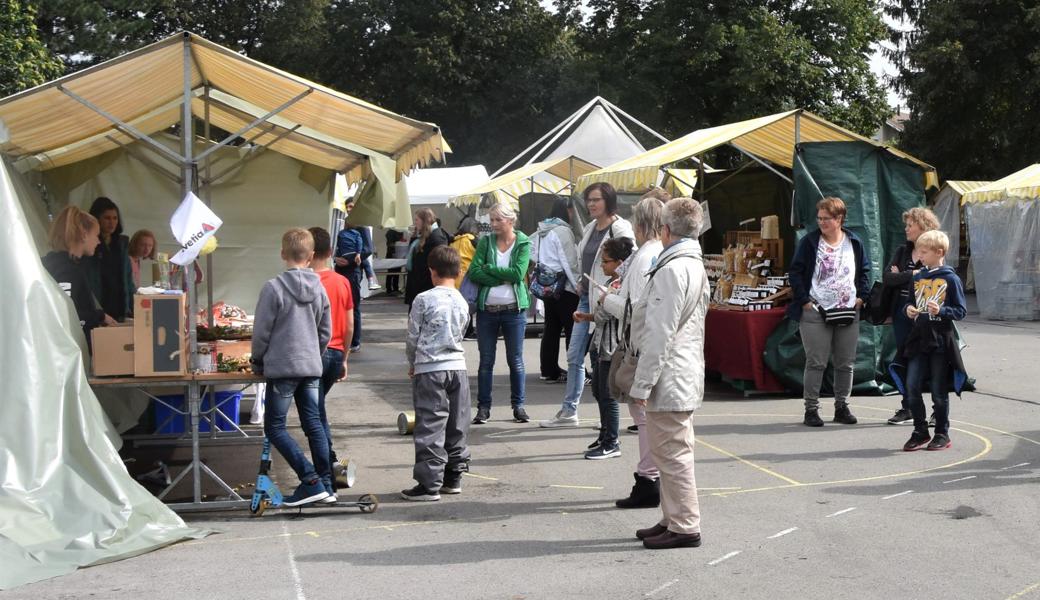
154, 391, 243, 434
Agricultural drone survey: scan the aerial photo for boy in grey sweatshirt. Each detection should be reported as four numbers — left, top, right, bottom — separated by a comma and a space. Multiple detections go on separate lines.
401, 245, 471, 501
251, 228, 333, 506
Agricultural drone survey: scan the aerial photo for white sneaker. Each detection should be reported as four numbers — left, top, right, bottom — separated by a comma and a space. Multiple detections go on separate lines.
368, 279, 382, 290
539, 409, 579, 428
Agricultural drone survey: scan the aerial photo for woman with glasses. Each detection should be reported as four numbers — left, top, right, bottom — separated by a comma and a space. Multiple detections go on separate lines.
540, 182, 635, 429
787, 197, 871, 428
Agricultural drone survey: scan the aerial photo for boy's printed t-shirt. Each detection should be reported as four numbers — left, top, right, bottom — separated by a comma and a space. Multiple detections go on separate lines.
910, 265, 966, 322
407, 286, 469, 375
318, 270, 355, 352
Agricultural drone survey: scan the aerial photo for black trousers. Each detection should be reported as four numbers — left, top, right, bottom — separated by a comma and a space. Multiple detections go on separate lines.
539, 290, 580, 379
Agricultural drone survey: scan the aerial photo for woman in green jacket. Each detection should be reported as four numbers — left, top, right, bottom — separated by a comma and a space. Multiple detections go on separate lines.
468, 203, 531, 425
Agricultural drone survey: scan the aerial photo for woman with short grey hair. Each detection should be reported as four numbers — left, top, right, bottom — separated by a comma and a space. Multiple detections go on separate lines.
628, 197, 709, 549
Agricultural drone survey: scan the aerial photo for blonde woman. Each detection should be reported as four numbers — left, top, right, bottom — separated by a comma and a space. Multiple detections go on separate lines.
42, 206, 117, 345
405, 208, 450, 306
467, 203, 532, 424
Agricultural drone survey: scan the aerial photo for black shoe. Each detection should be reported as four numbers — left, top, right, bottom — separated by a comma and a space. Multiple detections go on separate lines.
442, 473, 462, 494
627, 424, 639, 433
928, 412, 936, 427
587, 437, 603, 450
400, 485, 440, 501
636, 523, 668, 540
926, 433, 951, 451
643, 530, 702, 550
887, 408, 912, 425
616, 473, 660, 509
472, 407, 490, 425
512, 406, 530, 423
803, 409, 824, 427
584, 444, 621, 460
903, 430, 932, 452
833, 405, 858, 425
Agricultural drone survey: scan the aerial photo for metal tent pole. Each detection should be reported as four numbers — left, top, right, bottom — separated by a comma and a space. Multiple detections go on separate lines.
203, 85, 215, 329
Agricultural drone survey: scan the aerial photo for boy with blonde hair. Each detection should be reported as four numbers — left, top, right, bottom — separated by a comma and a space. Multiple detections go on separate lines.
897, 230, 969, 452
252, 228, 333, 505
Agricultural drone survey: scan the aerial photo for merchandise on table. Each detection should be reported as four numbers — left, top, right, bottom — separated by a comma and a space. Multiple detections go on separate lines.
133, 292, 187, 377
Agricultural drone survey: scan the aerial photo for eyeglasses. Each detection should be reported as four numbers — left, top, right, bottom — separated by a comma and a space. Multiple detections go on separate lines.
816, 216, 837, 223
586, 196, 604, 203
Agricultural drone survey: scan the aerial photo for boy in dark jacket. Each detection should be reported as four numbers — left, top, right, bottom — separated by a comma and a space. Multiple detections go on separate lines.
898, 230, 968, 452
252, 228, 333, 506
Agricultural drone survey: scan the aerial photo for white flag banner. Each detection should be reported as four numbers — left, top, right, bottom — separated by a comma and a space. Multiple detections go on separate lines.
169, 191, 222, 266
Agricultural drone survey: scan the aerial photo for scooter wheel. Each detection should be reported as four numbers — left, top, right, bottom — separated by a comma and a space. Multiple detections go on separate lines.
358, 493, 378, 513
251, 498, 271, 517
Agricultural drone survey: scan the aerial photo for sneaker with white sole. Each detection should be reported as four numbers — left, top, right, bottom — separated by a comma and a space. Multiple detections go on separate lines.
887, 408, 912, 425
539, 409, 579, 428
368, 280, 381, 290
400, 485, 440, 501
283, 480, 330, 507
584, 444, 621, 460
441, 472, 462, 494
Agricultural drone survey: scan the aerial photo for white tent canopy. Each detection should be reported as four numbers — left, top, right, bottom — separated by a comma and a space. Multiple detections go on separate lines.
404, 165, 489, 205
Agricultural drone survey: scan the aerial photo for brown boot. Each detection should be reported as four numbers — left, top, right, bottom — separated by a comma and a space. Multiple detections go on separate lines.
635, 523, 667, 540
643, 530, 702, 550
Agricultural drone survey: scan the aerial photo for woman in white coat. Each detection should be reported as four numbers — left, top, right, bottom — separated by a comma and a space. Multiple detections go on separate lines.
629, 197, 709, 550
599, 191, 667, 508
540, 182, 634, 428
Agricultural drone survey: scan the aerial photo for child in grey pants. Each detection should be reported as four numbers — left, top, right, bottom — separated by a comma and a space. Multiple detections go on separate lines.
402, 245, 472, 502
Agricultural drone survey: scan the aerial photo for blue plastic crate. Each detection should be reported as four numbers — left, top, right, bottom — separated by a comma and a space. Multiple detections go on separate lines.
154, 391, 242, 434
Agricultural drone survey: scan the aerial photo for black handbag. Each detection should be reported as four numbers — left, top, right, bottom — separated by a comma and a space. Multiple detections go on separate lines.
815, 303, 857, 327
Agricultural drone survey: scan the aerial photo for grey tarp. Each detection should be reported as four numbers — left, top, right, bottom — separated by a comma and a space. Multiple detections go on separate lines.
764, 141, 927, 395
0, 161, 207, 589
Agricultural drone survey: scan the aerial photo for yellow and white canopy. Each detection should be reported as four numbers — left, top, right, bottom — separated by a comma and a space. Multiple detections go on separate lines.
577, 109, 938, 193
960, 164, 1040, 204
0, 32, 446, 182
449, 156, 599, 207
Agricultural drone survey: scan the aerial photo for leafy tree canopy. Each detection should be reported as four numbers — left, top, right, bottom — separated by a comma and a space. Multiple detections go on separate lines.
0, 0, 62, 97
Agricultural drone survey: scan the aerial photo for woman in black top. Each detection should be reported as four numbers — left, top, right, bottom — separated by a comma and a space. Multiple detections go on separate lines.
42, 206, 116, 345
86, 197, 134, 321
404, 208, 450, 306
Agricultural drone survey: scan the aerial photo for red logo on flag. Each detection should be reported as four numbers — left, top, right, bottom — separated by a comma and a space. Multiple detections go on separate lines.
202, 223, 216, 233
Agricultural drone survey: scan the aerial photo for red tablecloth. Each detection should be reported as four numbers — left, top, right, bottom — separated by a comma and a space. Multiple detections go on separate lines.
704, 307, 787, 392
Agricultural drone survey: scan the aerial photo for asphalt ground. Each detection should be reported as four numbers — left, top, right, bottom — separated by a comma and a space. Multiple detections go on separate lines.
5, 293, 1040, 600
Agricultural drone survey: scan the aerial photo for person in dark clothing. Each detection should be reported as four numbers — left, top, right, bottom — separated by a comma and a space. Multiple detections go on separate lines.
334, 222, 372, 352
42, 206, 116, 347
891, 230, 968, 452
881, 207, 942, 425
86, 197, 134, 321
385, 228, 407, 295
405, 208, 450, 307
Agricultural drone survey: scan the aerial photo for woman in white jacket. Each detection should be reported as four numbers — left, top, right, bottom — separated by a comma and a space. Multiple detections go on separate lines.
600, 191, 667, 507
629, 197, 709, 550
540, 182, 634, 428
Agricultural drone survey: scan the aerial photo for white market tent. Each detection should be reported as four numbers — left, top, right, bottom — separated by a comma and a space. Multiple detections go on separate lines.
0, 31, 446, 586
962, 165, 1040, 320
930, 180, 989, 274
405, 164, 490, 205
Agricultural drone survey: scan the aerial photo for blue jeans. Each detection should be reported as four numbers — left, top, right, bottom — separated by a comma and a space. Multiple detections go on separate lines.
319, 348, 345, 464
590, 352, 619, 447
906, 351, 950, 435
264, 377, 330, 487
892, 303, 914, 411
562, 294, 592, 412
476, 308, 527, 410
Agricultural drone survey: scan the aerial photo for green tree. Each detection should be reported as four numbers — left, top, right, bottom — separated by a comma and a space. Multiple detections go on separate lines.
888, 0, 1040, 179
0, 0, 63, 97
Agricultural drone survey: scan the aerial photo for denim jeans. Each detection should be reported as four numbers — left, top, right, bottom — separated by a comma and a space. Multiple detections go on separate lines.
906, 351, 950, 435
264, 377, 330, 487
476, 308, 527, 410
319, 348, 345, 464
590, 352, 619, 447
562, 294, 592, 413
891, 304, 913, 411
344, 268, 363, 348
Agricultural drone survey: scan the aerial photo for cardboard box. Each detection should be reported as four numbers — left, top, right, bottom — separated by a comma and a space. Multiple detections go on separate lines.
134, 293, 186, 377
91, 324, 135, 377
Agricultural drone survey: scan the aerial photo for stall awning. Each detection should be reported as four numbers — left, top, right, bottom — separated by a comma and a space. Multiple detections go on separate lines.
577, 109, 938, 193
0, 32, 445, 179
449, 156, 599, 207
945, 180, 989, 196
960, 165, 1040, 204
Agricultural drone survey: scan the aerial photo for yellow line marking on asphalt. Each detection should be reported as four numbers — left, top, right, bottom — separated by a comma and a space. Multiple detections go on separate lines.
306, 531, 320, 538
695, 438, 804, 486
710, 426, 992, 497
1006, 580, 1040, 599
464, 472, 499, 481
853, 405, 1040, 447
549, 484, 605, 490
698, 487, 742, 491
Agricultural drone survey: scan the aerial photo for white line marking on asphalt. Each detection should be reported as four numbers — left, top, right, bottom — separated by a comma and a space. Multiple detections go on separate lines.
645, 579, 680, 596
825, 507, 857, 518
708, 551, 742, 566
464, 472, 499, 481
767, 527, 798, 539
943, 475, 977, 484
882, 490, 914, 500
549, 484, 604, 490
281, 522, 307, 600
1001, 462, 1030, 470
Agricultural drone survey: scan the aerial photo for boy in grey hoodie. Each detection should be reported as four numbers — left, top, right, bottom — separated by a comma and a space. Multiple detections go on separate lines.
251, 228, 333, 506
401, 245, 471, 501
